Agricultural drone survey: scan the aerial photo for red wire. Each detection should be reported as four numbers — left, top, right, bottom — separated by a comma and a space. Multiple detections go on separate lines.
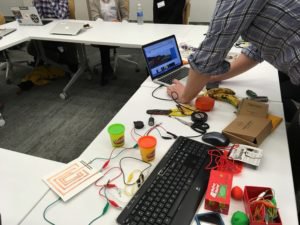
205, 149, 243, 174
95, 167, 122, 187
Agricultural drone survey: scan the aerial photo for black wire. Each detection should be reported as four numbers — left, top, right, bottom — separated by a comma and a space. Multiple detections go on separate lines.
43, 198, 61, 225
133, 128, 142, 137
88, 146, 136, 165
170, 91, 197, 114
151, 85, 173, 101
154, 127, 172, 140
119, 157, 152, 186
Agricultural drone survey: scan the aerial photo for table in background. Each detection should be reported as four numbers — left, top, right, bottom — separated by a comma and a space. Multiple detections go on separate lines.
1, 20, 201, 99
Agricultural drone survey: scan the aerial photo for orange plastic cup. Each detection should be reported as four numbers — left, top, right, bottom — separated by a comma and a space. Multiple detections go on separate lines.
138, 136, 157, 162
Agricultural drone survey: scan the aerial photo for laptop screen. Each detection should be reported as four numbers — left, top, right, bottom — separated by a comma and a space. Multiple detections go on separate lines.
142, 35, 183, 79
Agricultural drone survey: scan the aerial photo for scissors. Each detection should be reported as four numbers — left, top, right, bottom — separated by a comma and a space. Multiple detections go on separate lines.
171, 116, 209, 134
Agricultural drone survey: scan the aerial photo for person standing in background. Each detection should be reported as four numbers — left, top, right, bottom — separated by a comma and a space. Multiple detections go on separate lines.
88, 0, 129, 85
153, 0, 191, 24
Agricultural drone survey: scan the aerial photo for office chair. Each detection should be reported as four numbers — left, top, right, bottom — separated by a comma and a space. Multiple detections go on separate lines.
0, 13, 30, 84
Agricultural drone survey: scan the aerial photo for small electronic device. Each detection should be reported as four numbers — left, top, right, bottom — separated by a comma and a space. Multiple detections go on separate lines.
202, 131, 229, 146
148, 116, 155, 126
11, 6, 53, 26
134, 121, 144, 129
142, 35, 189, 86
228, 144, 263, 167
50, 21, 84, 36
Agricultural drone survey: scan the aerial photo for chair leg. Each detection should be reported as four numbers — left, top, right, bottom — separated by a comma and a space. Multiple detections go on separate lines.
117, 55, 140, 72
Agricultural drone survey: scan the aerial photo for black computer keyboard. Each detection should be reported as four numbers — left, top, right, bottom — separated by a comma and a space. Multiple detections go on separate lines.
117, 136, 214, 225
158, 67, 189, 85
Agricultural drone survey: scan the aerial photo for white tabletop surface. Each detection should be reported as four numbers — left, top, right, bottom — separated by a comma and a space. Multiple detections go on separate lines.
0, 22, 29, 51
1, 20, 200, 49
0, 19, 297, 224
0, 148, 63, 225
20, 86, 298, 225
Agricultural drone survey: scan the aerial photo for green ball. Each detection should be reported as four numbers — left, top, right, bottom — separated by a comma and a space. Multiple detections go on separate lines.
231, 211, 249, 225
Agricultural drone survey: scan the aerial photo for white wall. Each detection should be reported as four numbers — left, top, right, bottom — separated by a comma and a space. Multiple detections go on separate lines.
0, 0, 216, 23
0, 0, 25, 16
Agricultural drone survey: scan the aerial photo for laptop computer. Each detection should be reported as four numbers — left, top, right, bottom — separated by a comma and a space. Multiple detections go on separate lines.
142, 35, 189, 86
50, 21, 84, 36
11, 6, 53, 26
0, 28, 16, 38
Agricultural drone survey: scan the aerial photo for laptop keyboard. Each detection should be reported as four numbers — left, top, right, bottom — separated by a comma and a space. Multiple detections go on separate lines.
158, 67, 189, 85
117, 136, 214, 225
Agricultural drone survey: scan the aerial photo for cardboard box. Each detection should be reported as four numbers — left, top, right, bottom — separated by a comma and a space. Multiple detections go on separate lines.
243, 186, 282, 225
222, 99, 272, 147
204, 170, 233, 215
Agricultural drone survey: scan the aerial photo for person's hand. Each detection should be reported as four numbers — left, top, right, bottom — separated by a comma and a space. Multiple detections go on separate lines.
167, 79, 186, 103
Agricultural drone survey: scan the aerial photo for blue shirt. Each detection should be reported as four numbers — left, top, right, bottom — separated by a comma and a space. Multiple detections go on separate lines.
33, 0, 69, 19
189, 0, 300, 85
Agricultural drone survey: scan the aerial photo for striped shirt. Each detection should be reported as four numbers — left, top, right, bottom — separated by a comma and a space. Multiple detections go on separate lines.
33, 0, 69, 19
189, 0, 300, 85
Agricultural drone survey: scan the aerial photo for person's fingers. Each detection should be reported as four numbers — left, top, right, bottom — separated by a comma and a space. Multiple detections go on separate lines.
172, 79, 180, 84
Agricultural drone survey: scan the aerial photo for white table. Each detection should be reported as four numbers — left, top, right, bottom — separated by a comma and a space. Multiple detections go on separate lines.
1, 20, 298, 225
0, 20, 200, 99
0, 148, 63, 225
20, 86, 299, 224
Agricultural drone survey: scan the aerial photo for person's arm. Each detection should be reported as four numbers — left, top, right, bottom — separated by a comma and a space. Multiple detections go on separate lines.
49, 0, 69, 19
208, 53, 259, 82
167, 53, 259, 103
167, 69, 211, 103
168, 0, 267, 103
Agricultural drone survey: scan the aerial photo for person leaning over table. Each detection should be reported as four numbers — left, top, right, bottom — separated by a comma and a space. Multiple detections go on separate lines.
27, 0, 78, 73
167, 0, 300, 121
88, 0, 129, 85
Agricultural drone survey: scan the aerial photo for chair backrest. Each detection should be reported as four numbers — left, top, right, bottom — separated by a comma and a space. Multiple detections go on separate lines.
68, 0, 76, 19
0, 13, 5, 25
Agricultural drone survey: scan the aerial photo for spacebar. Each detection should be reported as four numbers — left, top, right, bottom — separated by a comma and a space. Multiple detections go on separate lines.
167, 190, 187, 218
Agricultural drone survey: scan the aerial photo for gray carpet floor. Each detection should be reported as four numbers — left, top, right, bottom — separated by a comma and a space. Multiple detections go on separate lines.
0, 45, 147, 163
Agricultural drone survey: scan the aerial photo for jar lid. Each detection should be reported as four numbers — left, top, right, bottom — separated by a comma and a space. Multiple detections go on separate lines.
108, 123, 125, 135
138, 136, 157, 148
